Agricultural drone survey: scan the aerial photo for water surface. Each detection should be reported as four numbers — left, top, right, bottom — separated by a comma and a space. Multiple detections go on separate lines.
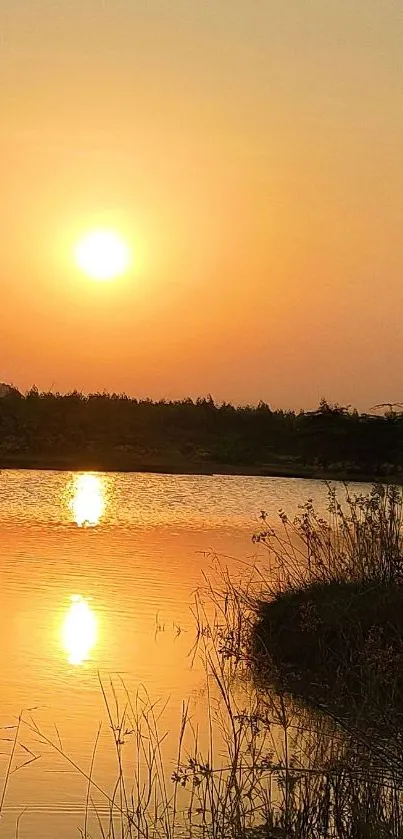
0, 470, 370, 837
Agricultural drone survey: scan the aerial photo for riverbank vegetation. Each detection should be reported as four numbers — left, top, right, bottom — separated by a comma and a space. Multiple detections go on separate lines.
250, 484, 403, 781
251, 487, 403, 687
1, 387, 403, 478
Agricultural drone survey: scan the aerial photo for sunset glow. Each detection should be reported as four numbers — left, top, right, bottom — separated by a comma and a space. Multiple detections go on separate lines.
74, 230, 131, 281
2, 2, 402, 407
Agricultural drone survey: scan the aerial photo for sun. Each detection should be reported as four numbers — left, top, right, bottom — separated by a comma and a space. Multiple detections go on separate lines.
74, 229, 131, 281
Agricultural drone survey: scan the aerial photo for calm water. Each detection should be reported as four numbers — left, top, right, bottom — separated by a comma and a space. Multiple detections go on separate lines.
0, 470, 370, 837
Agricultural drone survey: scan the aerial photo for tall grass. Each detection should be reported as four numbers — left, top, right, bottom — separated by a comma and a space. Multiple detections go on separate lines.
13, 655, 403, 838
252, 483, 403, 591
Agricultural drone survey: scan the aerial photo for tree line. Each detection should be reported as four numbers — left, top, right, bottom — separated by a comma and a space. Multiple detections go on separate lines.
0, 387, 402, 476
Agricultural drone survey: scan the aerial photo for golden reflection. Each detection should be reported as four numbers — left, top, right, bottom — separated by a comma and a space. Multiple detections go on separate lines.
71, 473, 105, 527
62, 596, 98, 665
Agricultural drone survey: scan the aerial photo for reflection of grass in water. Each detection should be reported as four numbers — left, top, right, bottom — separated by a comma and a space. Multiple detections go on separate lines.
254, 579, 403, 741
3, 484, 403, 837
7, 628, 403, 838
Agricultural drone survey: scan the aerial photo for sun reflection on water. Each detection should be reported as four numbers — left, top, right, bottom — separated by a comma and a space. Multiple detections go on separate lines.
71, 473, 106, 527
61, 596, 98, 665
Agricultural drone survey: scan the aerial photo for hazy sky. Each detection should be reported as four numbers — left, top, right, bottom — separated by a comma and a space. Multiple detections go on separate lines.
2, 0, 402, 409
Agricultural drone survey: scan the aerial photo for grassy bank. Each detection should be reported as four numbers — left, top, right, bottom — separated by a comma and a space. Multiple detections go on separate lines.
254, 579, 403, 737
250, 484, 403, 761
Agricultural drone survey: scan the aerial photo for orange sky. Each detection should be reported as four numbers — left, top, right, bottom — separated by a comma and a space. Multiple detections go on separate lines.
1, 0, 402, 409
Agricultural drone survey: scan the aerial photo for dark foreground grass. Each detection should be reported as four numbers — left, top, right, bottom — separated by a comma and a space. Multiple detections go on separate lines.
6, 668, 403, 839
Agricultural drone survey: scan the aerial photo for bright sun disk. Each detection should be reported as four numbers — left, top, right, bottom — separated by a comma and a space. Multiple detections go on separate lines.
74, 230, 131, 281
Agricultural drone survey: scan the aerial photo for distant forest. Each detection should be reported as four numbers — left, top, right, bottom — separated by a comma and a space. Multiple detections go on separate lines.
0, 386, 402, 478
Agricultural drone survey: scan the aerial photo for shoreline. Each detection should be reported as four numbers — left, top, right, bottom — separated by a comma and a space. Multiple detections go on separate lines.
0, 455, 400, 484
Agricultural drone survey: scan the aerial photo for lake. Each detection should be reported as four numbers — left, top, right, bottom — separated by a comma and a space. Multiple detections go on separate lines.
0, 470, 371, 837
